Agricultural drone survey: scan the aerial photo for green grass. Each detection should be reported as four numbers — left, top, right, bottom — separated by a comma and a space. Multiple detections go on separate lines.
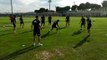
0, 16, 107, 60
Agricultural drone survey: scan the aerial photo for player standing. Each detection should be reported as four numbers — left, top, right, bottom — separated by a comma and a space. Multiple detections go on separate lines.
66, 15, 70, 27
41, 15, 45, 28
10, 15, 16, 33
87, 17, 92, 35
80, 16, 86, 30
31, 16, 43, 46
19, 15, 24, 28
48, 15, 52, 25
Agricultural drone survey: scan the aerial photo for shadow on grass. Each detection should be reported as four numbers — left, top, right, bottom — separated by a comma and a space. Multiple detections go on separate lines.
73, 35, 90, 48
19, 30, 32, 34
0, 32, 12, 36
59, 27, 66, 30
41, 31, 56, 38
72, 30, 82, 36
41, 27, 66, 38
0, 45, 40, 60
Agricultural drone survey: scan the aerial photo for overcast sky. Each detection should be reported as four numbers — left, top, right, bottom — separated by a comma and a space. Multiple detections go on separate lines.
0, 0, 104, 13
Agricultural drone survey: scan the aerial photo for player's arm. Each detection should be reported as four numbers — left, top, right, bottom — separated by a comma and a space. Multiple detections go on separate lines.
39, 24, 42, 30
38, 21, 41, 29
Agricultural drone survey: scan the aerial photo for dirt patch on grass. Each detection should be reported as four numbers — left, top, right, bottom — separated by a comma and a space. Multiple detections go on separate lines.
35, 51, 54, 60
54, 49, 64, 57
34, 49, 64, 60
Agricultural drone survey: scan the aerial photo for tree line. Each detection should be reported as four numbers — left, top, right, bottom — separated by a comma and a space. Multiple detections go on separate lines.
34, 1, 107, 13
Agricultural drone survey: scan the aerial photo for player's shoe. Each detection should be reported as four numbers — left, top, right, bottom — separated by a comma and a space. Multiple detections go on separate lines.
33, 43, 36, 46
38, 43, 43, 46
14, 30, 16, 33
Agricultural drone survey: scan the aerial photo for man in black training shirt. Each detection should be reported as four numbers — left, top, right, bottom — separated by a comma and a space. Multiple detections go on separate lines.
66, 15, 70, 27
87, 17, 92, 35
48, 15, 52, 25
19, 15, 24, 28
51, 20, 59, 31
31, 16, 43, 46
80, 16, 86, 30
41, 15, 45, 28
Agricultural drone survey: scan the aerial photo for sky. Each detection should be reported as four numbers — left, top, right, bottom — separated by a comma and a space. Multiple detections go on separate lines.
0, 0, 104, 13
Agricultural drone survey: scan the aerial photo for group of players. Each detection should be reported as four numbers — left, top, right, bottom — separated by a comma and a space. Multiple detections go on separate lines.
80, 16, 92, 35
9, 15, 92, 46
10, 15, 24, 33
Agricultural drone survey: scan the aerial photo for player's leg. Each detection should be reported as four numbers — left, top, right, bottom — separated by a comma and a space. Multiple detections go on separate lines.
87, 26, 91, 35
81, 23, 83, 30
22, 23, 24, 28
83, 23, 85, 28
13, 22, 16, 33
68, 21, 70, 26
33, 32, 36, 46
44, 22, 45, 26
37, 31, 43, 46
56, 27, 58, 31
50, 26, 54, 31
42, 22, 45, 29
41, 22, 43, 27
88, 29, 90, 35
49, 21, 51, 25
11, 20, 13, 25
20, 23, 22, 28
21, 22, 24, 28
66, 22, 68, 27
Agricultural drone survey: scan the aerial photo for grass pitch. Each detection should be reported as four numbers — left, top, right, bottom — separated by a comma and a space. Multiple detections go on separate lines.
0, 16, 107, 60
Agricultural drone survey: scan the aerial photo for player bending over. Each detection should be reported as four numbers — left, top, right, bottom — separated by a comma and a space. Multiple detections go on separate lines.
51, 20, 59, 31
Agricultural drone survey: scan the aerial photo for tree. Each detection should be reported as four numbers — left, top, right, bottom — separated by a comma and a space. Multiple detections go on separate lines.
39, 8, 46, 13
78, 3, 86, 10
34, 8, 49, 13
85, 2, 91, 9
65, 6, 70, 11
90, 4, 101, 9
78, 2, 101, 10
34, 10, 39, 13
102, 1, 107, 7
56, 6, 70, 13
71, 5, 78, 11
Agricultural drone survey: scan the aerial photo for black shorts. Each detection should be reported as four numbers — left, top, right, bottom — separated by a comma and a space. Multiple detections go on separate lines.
66, 20, 69, 22
33, 30, 40, 36
87, 25, 91, 29
12, 21, 16, 27
20, 22, 24, 24
81, 23, 85, 25
49, 22, 51, 24
52, 26, 57, 29
41, 22, 45, 24
49, 21, 51, 24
